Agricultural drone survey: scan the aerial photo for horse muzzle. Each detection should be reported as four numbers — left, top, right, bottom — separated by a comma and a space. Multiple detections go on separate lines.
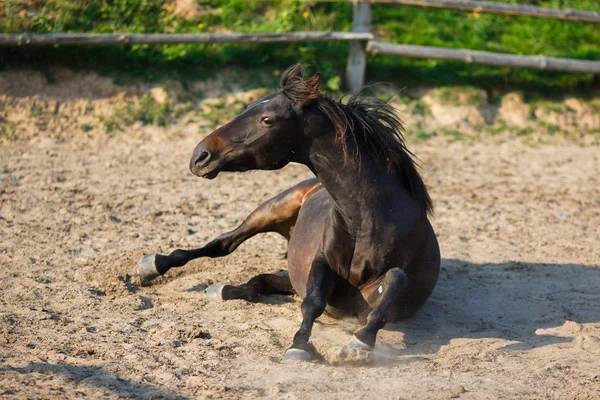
190, 146, 221, 179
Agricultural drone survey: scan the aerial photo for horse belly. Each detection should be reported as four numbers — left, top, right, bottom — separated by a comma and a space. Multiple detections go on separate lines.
287, 187, 330, 299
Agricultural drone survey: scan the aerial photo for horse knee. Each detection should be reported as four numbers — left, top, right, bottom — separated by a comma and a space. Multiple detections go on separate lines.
365, 268, 409, 307
202, 236, 234, 257
384, 268, 409, 291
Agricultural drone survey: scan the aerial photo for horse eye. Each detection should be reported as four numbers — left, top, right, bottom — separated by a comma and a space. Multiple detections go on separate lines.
261, 116, 274, 126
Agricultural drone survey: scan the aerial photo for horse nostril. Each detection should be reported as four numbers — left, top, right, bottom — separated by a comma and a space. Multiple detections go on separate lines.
194, 151, 211, 167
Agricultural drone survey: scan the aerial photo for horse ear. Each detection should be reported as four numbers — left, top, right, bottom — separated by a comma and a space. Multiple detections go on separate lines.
294, 71, 321, 110
280, 64, 304, 87
280, 65, 321, 109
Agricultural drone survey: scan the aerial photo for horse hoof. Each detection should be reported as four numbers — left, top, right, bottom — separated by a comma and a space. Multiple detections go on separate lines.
281, 348, 312, 363
346, 336, 374, 351
205, 284, 227, 303
138, 255, 162, 281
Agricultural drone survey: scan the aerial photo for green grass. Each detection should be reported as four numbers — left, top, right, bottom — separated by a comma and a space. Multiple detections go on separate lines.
96, 93, 171, 132
408, 128, 435, 142
513, 126, 534, 137
1, 0, 600, 93
440, 128, 467, 142
29, 102, 44, 117
123, 94, 170, 126
0, 124, 18, 141
437, 87, 482, 106
483, 121, 509, 136
99, 116, 123, 134
79, 123, 94, 132
412, 99, 432, 116
538, 120, 563, 135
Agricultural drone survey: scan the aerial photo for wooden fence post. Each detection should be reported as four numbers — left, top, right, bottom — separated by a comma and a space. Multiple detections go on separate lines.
346, 1, 371, 92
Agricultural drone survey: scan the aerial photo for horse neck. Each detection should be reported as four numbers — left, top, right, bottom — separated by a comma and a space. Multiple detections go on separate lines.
305, 131, 407, 232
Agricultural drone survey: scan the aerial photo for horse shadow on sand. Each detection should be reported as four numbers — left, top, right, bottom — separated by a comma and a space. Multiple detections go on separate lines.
359, 258, 600, 362
1, 363, 188, 400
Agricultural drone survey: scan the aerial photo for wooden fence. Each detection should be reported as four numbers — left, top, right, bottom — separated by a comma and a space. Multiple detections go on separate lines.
2, 0, 600, 91
346, 0, 600, 90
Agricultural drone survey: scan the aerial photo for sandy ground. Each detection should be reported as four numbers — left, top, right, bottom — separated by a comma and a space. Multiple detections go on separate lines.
1, 124, 599, 399
1, 65, 600, 400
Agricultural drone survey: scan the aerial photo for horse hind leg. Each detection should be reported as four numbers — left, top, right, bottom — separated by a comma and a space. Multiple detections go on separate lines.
347, 268, 409, 350
137, 178, 320, 281
205, 270, 294, 302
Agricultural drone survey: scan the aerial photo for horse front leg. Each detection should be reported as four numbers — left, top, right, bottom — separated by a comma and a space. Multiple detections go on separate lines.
138, 178, 320, 281
281, 255, 336, 363
138, 222, 266, 281
347, 267, 409, 350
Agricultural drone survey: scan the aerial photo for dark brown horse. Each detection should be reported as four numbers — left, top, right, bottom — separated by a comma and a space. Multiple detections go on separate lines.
138, 65, 440, 362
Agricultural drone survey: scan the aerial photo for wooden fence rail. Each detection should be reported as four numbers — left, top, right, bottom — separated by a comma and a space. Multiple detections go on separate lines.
0, 32, 373, 46
369, 0, 600, 24
368, 41, 600, 74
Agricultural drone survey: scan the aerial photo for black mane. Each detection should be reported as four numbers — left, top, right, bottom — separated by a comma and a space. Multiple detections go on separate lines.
280, 65, 433, 215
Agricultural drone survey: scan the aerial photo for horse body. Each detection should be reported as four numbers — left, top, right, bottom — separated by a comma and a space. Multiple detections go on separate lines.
138, 65, 441, 361
288, 129, 440, 324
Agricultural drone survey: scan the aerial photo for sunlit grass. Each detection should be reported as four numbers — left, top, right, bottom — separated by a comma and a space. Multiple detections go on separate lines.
1, 0, 599, 92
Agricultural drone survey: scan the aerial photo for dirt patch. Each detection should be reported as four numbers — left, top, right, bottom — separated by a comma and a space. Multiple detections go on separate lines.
169, 0, 206, 20
1, 71, 600, 399
2, 68, 600, 146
